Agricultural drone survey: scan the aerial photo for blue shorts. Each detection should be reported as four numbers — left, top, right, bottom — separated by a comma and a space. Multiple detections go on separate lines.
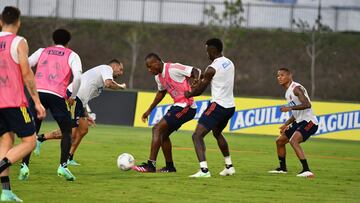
163, 106, 196, 132
285, 120, 318, 142
0, 107, 36, 137
67, 90, 85, 127
198, 102, 235, 131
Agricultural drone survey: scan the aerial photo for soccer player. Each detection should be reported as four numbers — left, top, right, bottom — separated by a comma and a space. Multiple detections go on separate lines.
268, 68, 318, 178
185, 38, 235, 178
0, 6, 46, 201
20, 28, 82, 181
132, 53, 200, 173
34, 60, 126, 166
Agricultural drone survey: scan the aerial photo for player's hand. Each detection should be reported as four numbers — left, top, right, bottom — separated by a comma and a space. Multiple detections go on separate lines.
67, 97, 75, 106
142, 111, 150, 123
184, 91, 191, 98
35, 102, 46, 120
280, 106, 291, 112
87, 116, 96, 127
191, 79, 199, 88
279, 124, 288, 134
119, 83, 126, 89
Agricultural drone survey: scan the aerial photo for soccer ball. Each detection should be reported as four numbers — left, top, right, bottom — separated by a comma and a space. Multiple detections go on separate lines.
117, 153, 135, 171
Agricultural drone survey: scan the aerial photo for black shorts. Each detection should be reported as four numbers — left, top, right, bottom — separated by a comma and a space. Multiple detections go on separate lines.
198, 102, 235, 131
37, 92, 71, 124
0, 107, 36, 137
163, 106, 196, 132
285, 120, 318, 142
67, 90, 85, 127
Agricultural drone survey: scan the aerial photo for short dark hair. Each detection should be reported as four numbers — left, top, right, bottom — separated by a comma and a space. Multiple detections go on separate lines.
278, 67, 291, 74
52, 29, 71, 46
206, 38, 223, 53
145, 53, 162, 61
1, 6, 20, 25
108, 59, 121, 65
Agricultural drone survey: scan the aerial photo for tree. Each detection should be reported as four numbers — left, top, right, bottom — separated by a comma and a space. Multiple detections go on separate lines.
292, 0, 331, 98
124, 25, 148, 89
203, 0, 245, 51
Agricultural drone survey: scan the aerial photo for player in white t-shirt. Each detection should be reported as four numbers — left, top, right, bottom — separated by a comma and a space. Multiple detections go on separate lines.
32, 59, 126, 166
185, 38, 236, 178
268, 68, 318, 178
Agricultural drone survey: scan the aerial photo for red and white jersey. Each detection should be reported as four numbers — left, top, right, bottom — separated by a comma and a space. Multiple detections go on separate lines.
0, 32, 28, 108
285, 81, 318, 124
155, 63, 195, 108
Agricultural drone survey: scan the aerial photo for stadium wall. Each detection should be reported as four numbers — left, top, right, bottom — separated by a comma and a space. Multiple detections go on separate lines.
91, 91, 360, 141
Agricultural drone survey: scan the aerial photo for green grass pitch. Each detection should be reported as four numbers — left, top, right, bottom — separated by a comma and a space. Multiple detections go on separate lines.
10, 122, 360, 202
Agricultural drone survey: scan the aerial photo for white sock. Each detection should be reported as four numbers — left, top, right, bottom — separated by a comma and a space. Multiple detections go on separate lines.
199, 161, 208, 169
224, 156, 232, 166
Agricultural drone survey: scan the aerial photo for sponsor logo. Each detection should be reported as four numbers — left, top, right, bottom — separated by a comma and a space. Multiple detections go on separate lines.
148, 100, 210, 126
148, 101, 360, 135
47, 50, 65, 56
230, 106, 360, 135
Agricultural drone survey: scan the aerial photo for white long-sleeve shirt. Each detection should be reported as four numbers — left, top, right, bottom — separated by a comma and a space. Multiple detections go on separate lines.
28, 45, 82, 98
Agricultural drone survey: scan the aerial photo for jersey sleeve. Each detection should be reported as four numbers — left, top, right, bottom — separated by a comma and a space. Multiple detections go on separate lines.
28, 48, 44, 67
100, 66, 114, 83
154, 76, 166, 91
168, 63, 193, 83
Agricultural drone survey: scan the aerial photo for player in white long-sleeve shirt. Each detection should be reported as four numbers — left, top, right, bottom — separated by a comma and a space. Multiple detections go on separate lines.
20, 29, 82, 181
33, 60, 126, 166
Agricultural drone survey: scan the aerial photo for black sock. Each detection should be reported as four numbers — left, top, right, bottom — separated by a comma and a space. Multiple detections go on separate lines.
300, 159, 310, 171
37, 133, 47, 142
226, 164, 233, 169
69, 153, 74, 161
1, 176, 11, 190
148, 160, 156, 168
0, 158, 11, 174
278, 156, 286, 170
201, 167, 208, 173
61, 162, 67, 168
166, 162, 174, 168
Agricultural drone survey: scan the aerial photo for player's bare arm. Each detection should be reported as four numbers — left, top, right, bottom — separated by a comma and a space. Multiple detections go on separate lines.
104, 79, 126, 90
185, 66, 215, 98
280, 86, 311, 112
18, 39, 46, 119
189, 68, 201, 87
141, 90, 167, 122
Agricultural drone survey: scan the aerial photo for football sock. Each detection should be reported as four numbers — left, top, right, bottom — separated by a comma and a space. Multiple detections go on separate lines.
1, 176, 11, 190
166, 162, 174, 168
37, 133, 47, 142
69, 153, 74, 161
278, 156, 286, 170
200, 161, 208, 173
226, 164, 233, 169
224, 156, 233, 168
0, 158, 11, 174
148, 160, 156, 168
300, 159, 310, 171
61, 162, 67, 168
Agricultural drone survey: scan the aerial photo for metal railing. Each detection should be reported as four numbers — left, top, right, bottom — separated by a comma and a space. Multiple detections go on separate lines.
1, 0, 359, 31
